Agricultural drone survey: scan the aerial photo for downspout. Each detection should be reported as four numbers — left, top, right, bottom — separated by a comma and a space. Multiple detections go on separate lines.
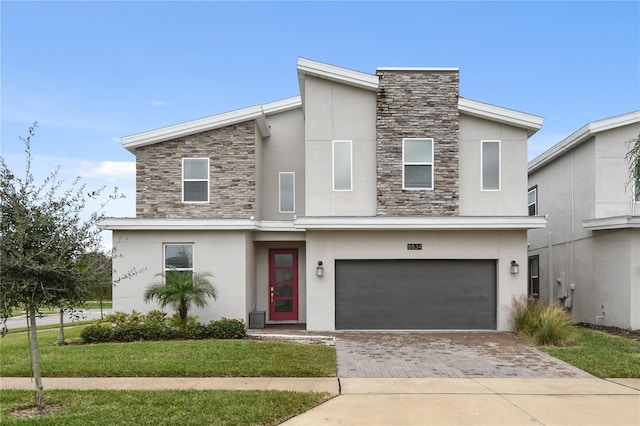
547, 222, 553, 305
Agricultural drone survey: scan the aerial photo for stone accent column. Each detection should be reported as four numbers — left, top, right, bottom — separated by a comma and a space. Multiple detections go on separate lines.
376, 70, 460, 216
135, 122, 256, 218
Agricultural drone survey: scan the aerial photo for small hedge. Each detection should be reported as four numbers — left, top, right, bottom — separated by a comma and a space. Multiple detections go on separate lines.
80, 311, 246, 344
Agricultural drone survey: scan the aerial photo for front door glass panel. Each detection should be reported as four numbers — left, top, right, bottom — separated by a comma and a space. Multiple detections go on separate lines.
269, 249, 298, 321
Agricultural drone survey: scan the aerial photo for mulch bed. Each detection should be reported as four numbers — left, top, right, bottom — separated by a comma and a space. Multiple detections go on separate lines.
579, 323, 640, 342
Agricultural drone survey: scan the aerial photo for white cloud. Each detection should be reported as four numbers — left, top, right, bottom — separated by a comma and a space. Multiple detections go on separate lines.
79, 161, 135, 182
150, 98, 167, 107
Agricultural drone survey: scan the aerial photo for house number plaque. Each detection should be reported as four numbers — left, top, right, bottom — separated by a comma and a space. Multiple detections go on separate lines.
407, 243, 422, 250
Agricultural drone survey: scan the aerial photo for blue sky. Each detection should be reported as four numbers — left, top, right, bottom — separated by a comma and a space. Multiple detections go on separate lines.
2, 1, 639, 246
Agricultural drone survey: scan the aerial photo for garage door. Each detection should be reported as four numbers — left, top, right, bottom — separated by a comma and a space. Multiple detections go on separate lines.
335, 259, 496, 330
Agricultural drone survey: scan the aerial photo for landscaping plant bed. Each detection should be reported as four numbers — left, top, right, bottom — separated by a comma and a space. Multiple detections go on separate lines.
579, 323, 640, 342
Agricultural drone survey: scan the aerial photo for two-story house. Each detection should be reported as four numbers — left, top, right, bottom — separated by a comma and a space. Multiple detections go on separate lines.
527, 111, 640, 330
100, 58, 545, 331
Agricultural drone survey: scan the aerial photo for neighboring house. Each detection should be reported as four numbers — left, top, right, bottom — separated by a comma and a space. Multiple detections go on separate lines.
100, 58, 545, 331
527, 111, 640, 330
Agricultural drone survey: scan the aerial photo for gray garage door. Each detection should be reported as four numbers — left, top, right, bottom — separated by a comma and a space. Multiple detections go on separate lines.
335, 259, 496, 330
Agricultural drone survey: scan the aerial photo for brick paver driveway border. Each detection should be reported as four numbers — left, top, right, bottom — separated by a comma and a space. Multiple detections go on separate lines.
335, 332, 593, 378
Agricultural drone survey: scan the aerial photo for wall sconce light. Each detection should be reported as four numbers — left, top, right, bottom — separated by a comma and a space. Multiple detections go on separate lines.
316, 261, 324, 277
510, 260, 520, 275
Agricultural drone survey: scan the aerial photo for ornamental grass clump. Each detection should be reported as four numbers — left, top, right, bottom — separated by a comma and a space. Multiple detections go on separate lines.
512, 296, 577, 346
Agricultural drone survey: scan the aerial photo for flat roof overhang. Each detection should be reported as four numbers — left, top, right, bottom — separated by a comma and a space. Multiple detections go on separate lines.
99, 216, 547, 232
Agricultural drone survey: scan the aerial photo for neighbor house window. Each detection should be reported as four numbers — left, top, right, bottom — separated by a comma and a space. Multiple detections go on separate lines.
481, 140, 500, 191
164, 244, 194, 281
403, 138, 434, 190
528, 186, 537, 216
333, 140, 352, 191
279, 172, 295, 213
182, 158, 209, 202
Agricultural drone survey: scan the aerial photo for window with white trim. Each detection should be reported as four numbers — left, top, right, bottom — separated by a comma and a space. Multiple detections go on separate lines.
182, 158, 209, 202
279, 172, 295, 213
164, 244, 194, 281
528, 186, 537, 216
403, 138, 433, 190
333, 140, 352, 191
481, 140, 500, 191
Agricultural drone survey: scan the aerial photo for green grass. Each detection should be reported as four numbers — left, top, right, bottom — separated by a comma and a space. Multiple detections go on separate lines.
1, 326, 337, 377
81, 301, 112, 309
541, 327, 640, 378
0, 389, 330, 425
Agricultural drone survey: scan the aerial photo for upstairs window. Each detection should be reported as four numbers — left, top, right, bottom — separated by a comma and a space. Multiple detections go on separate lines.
182, 158, 209, 202
481, 140, 500, 191
279, 172, 295, 213
528, 186, 537, 216
333, 140, 352, 191
403, 138, 433, 190
164, 243, 194, 281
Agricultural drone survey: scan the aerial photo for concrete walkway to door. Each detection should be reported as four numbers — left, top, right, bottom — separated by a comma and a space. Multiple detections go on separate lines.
335, 332, 593, 378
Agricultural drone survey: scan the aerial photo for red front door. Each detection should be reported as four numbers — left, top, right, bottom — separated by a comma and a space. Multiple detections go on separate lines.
269, 249, 298, 321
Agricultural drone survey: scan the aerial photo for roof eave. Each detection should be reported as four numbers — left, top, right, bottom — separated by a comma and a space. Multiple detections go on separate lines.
458, 98, 544, 137
583, 215, 640, 230
297, 57, 379, 92
528, 111, 640, 174
121, 97, 302, 153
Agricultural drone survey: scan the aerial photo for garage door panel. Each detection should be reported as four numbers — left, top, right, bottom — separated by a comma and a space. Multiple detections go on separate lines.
335, 259, 496, 330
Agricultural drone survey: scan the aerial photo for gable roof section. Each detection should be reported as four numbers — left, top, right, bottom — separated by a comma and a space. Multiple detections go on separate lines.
458, 98, 543, 137
528, 111, 640, 174
122, 58, 544, 152
297, 57, 379, 92
121, 96, 302, 152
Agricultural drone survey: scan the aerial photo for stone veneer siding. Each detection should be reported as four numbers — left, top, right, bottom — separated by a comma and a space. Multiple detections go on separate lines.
376, 70, 460, 216
135, 122, 256, 218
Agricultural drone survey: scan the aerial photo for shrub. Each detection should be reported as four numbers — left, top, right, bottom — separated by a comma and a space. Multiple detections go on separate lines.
206, 318, 247, 339
512, 296, 576, 346
80, 323, 113, 343
102, 310, 173, 342
179, 316, 207, 339
532, 304, 576, 346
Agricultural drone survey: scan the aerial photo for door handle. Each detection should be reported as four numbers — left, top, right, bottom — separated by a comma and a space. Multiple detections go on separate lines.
270, 287, 274, 303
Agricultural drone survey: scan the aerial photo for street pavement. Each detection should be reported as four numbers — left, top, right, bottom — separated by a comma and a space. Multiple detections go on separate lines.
3, 308, 111, 330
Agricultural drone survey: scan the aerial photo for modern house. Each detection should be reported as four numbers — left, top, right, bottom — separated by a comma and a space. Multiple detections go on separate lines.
100, 58, 545, 331
527, 111, 640, 330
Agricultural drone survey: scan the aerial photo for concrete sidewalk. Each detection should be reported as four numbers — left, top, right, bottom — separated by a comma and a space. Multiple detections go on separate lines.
0, 376, 339, 393
283, 378, 640, 426
2, 377, 639, 425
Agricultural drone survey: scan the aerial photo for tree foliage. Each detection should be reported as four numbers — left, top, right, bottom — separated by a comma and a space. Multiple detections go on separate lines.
0, 122, 119, 408
626, 132, 640, 202
144, 271, 217, 324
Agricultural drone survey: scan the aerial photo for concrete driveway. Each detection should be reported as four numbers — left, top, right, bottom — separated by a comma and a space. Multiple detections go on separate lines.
335, 332, 593, 378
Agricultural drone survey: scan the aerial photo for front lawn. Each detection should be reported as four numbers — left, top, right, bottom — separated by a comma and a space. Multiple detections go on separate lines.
0, 326, 337, 377
0, 389, 330, 425
541, 327, 640, 378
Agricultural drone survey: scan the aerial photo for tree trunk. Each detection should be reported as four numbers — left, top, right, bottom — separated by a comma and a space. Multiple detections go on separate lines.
99, 298, 104, 319
57, 308, 65, 345
28, 307, 45, 409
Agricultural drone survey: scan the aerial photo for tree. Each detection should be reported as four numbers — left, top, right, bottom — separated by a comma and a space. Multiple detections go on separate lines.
626, 132, 640, 202
81, 251, 113, 318
144, 271, 217, 325
0, 123, 118, 410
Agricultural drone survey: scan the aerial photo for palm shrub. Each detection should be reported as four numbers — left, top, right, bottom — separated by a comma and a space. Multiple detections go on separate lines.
144, 271, 217, 326
512, 296, 576, 346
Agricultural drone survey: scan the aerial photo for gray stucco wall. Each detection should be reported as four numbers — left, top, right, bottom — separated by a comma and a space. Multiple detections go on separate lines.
375, 70, 460, 216
135, 122, 256, 218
